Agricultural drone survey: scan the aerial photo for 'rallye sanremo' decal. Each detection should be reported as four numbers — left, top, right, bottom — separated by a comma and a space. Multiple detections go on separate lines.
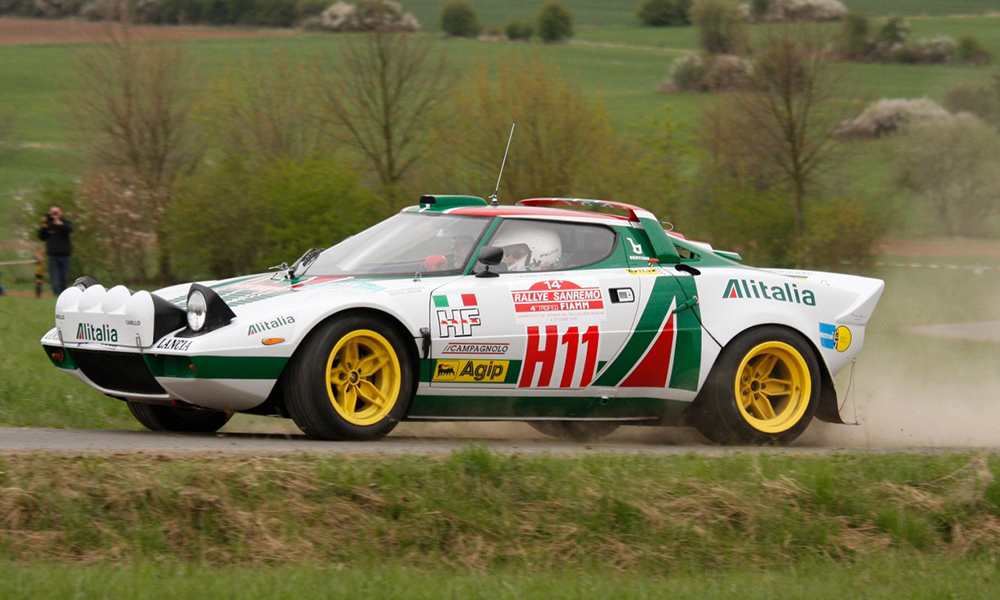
592, 276, 702, 391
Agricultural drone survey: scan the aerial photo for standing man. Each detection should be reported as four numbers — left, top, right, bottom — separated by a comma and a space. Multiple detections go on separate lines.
38, 206, 73, 295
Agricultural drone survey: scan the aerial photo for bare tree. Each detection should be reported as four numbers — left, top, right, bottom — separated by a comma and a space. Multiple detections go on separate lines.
203, 52, 329, 164
429, 57, 624, 202
717, 24, 847, 267
71, 18, 201, 280
317, 29, 451, 191
895, 114, 1000, 237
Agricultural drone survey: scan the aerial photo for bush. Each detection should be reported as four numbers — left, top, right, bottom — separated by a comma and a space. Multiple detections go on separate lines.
663, 53, 753, 92
691, 0, 750, 55
804, 197, 889, 269
836, 98, 951, 140
944, 81, 1000, 124
301, 0, 419, 32
536, 1, 573, 43
894, 114, 1000, 237
898, 36, 957, 64
504, 20, 533, 41
440, 1, 481, 38
638, 0, 692, 26
836, 11, 870, 59
166, 158, 381, 280
749, 0, 846, 23
957, 35, 993, 66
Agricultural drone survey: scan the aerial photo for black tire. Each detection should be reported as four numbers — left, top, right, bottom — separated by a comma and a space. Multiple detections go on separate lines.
282, 314, 415, 441
127, 401, 232, 433
527, 421, 620, 442
692, 326, 820, 445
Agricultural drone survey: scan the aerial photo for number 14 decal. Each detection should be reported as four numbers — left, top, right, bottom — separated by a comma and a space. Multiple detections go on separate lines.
519, 325, 599, 388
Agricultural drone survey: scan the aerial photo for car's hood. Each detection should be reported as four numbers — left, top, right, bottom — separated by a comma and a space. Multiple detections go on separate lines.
52, 273, 432, 350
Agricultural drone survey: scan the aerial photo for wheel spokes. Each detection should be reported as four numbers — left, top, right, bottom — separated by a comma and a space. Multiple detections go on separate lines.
357, 380, 388, 408
342, 340, 361, 369
754, 353, 780, 380
749, 393, 777, 420
357, 349, 390, 377
761, 377, 793, 396
341, 385, 358, 415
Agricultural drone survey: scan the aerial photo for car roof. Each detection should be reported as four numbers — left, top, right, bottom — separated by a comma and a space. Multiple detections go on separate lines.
443, 204, 635, 226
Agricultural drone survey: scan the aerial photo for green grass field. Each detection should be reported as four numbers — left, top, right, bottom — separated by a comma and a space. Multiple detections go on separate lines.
395, 0, 1000, 31
3, 18, 998, 243
3, 556, 1000, 599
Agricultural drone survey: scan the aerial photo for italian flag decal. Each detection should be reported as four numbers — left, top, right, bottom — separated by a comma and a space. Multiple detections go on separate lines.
433, 294, 478, 308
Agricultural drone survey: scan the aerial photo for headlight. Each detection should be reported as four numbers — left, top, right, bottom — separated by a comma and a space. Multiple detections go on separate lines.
183, 283, 236, 335
187, 290, 207, 332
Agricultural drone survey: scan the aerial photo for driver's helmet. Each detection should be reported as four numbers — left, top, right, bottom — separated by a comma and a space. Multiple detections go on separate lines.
492, 224, 562, 270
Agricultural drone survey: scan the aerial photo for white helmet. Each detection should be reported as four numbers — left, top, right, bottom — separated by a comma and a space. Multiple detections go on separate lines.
492, 223, 562, 270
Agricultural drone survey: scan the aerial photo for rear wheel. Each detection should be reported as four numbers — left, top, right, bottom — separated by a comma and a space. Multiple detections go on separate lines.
283, 315, 414, 441
527, 421, 620, 442
693, 326, 819, 445
127, 401, 232, 433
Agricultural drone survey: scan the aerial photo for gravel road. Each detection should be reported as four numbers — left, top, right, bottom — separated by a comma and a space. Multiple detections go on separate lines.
1, 426, 994, 456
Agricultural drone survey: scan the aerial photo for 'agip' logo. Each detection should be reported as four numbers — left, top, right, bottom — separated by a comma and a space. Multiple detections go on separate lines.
76, 323, 119, 343
433, 360, 510, 383
723, 279, 816, 306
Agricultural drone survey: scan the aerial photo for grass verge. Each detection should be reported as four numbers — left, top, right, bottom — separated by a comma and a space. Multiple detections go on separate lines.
0, 451, 999, 569
2, 555, 1000, 600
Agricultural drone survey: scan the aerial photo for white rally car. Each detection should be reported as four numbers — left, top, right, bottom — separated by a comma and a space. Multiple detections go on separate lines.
40, 196, 883, 444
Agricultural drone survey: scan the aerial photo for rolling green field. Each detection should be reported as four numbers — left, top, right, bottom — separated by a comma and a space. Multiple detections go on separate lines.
395, 0, 1000, 31
3, 14, 998, 243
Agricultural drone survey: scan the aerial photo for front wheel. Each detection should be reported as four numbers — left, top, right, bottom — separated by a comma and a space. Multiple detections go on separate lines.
282, 315, 414, 441
127, 401, 232, 433
692, 326, 820, 445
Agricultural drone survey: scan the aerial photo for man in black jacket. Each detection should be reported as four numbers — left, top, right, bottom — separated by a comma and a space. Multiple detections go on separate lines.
38, 206, 73, 295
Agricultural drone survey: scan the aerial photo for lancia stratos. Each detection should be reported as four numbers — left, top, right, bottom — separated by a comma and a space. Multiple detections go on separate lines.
40, 196, 883, 444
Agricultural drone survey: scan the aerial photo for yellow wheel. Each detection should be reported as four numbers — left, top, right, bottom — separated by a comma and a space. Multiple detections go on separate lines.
283, 315, 414, 440
693, 326, 820, 445
325, 330, 401, 426
734, 342, 811, 434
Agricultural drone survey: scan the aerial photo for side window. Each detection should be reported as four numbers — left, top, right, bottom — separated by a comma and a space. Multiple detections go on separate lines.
486, 219, 616, 272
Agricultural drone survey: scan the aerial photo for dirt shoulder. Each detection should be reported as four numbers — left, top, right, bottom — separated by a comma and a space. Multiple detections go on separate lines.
0, 17, 301, 46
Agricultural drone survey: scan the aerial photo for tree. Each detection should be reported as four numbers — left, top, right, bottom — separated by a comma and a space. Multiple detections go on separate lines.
440, 1, 481, 38
705, 25, 847, 266
638, 0, 692, 27
537, 2, 573, 43
426, 58, 672, 209
317, 29, 451, 195
167, 157, 381, 280
691, 0, 750, 55
201, 52, 329, 164
894, 115, 1000, 237
71, 18, 201, 281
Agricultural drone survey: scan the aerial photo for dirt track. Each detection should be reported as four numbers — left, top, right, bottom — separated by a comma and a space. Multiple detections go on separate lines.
0, 17, 299, 45
0, 425, 997, 455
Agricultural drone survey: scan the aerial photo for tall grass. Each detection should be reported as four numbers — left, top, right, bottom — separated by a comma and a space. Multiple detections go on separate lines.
0, 451, 998, 569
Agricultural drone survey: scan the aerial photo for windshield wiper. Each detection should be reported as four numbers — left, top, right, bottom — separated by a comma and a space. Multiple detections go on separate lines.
270, 248, 323, 280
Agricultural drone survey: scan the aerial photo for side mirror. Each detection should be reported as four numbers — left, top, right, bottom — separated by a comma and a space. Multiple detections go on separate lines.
475, 246, 503, 278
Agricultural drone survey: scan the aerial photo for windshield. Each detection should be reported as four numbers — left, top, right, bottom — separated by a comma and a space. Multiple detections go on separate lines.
302, 213, 492, 277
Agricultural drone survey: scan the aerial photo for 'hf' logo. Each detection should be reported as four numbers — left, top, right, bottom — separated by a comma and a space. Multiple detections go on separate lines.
436, 307, 481, 338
